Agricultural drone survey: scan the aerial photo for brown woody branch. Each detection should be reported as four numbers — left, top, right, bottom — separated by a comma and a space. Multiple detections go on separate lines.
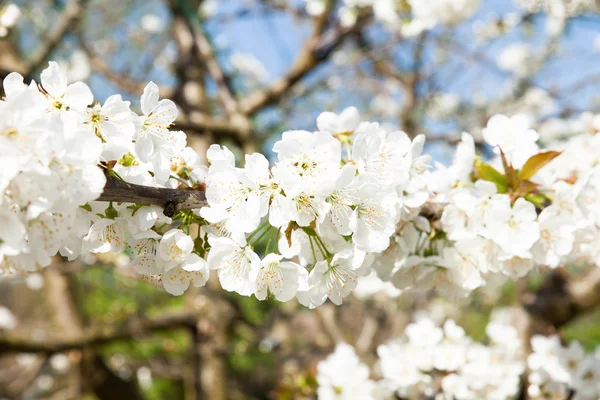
76, 34, 171, 96
521, 267, 600, 329
240, 13, 372, 116
188, 21, 241, 118
0, 310, 198, 354
0, 0, 85, 79
175, 112, 248, 144
97, 174, 207, 217
213, 1, 308, 24
169, 0, 256, 153
170, 0, 242, 117
512, 267, 600, 399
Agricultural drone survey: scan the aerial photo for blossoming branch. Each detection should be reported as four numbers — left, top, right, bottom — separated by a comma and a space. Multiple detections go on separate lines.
1, 62, 600, 308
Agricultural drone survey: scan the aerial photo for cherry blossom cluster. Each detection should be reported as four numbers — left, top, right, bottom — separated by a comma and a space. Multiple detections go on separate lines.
528, 335, 600, 400
0, 62, 209, 295
305, 0, 480, 34
316, 314, 600, 400
0, 63, 107, 273
200, 106, 431, 305
514, 0, 596, 16
2, 62, 600, 306
317, 311, 524, 400
0, 63, 432, 302
372, 113, 600, 298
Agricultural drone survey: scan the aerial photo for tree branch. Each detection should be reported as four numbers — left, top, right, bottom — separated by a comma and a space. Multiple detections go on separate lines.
520, 267, 600, 329
76, 34, 171, 96
96, 175, 207, 217
170, 0, 242, 118
240, 14, 371, 116
0, 0, 86, 79
28, 0, 86, 73
190, 23, 241, 117
83, 352, 145, 400
175, 114, 248, 145
0, 310, 198, 354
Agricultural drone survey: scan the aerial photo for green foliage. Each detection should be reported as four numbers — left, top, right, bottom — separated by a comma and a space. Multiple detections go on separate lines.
76, 266, 185, 324
473, 149, 560, 207
473, 158, 507, 193
143, 377, 185, 400
563, 307, 600, 351
458, 309, 490, 343
102, 329, 190, 362
229, 325, 276, 373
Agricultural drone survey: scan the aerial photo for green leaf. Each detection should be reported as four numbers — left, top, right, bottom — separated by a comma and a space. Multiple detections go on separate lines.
105, 204, 118, 219
473, 158, 508, 193
518, 151, 562, 181
126, 203, 148, 216
524, 194, 547, 209
117, 152, 138, 167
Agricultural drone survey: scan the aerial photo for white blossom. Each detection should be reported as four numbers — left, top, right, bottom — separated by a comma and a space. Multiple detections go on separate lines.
206, 236, 260, 296
251, 253, 307, 302
317, 343, 378, 400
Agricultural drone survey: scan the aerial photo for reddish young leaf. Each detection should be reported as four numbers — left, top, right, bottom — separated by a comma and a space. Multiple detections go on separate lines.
498, 147, 518, 190
518, 151, 562, 181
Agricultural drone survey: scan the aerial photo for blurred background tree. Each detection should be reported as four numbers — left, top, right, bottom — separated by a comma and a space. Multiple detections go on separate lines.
1, 0, 600, 399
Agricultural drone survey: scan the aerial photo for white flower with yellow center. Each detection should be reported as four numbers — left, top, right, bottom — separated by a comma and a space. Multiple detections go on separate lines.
487, 197, 540, 258
349, 183, 398, 253
297, 250, 360, 308
40, 61, 93, 113
83, 217, 127, 253
288, 191, 331, 228
272, 130, 340, 194
201, 159, 264, 235
325, 164, 359, 236
206, 236, 260, 296
85, 94, 136, 161
250, 253, 307, 302
351, 125, 411, 187
158, 228, 193, 266
441, 240, 484, 292
162, 254, 210, 296
139, 81, 177, 136
130, 230, 164, 275
531, 206, 575, 268
134, 82, 183, 184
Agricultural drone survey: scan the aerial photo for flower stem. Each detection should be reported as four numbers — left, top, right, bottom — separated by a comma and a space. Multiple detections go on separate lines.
170, 174, 190, 188
314, 234, 332, 258
309, 235, 317, 264
250, 224, 273, 247
246, 221, 270, 243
